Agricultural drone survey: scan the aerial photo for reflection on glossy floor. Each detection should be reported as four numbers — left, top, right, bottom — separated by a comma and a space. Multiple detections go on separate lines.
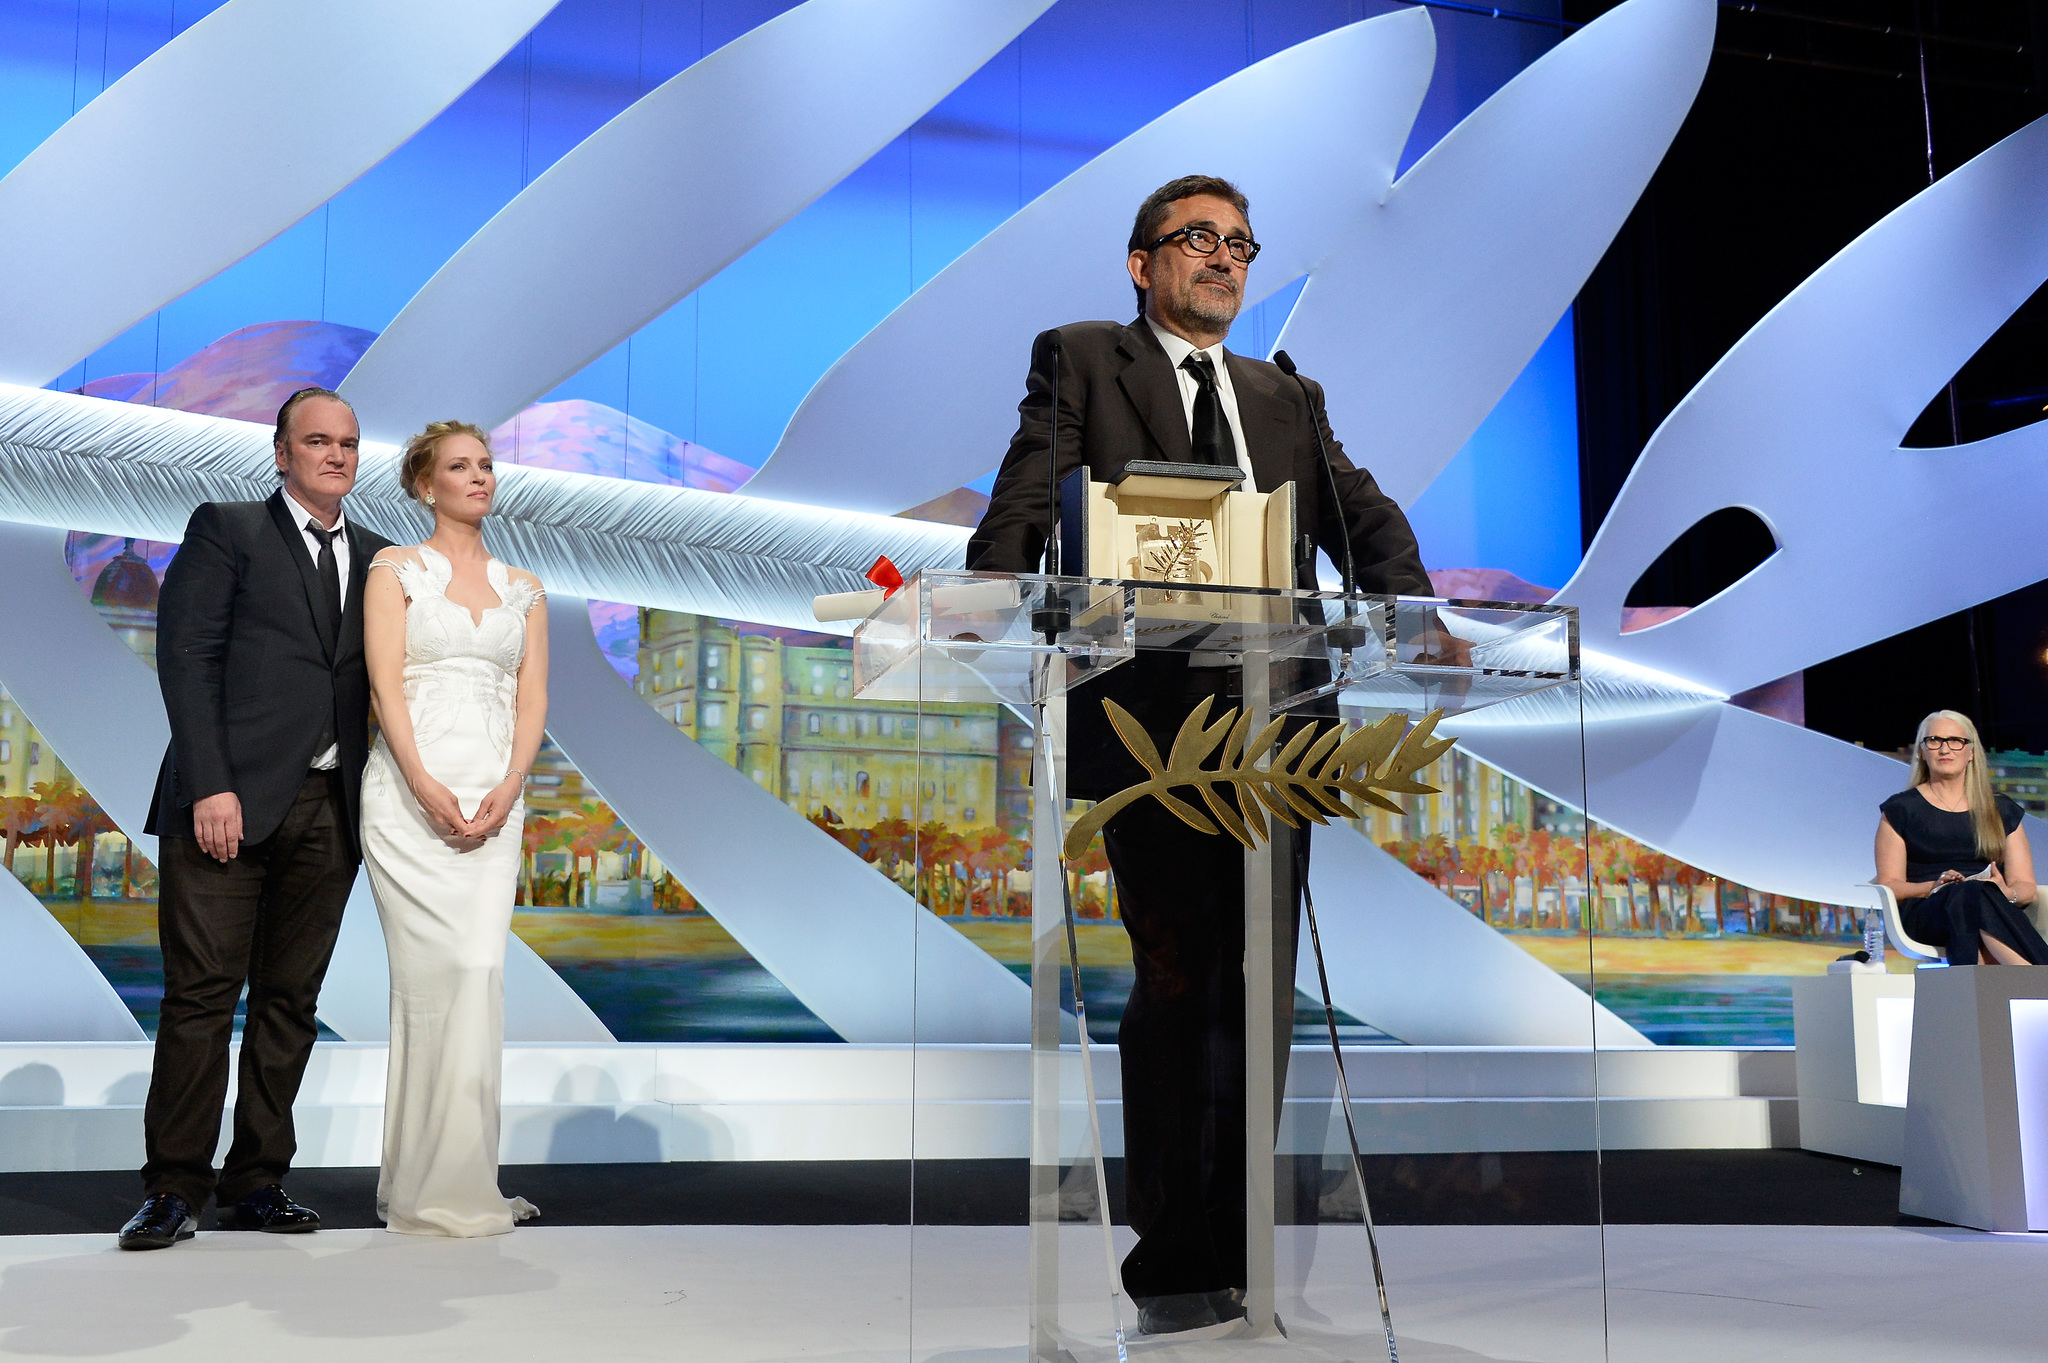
0, 1223, 2041, 1361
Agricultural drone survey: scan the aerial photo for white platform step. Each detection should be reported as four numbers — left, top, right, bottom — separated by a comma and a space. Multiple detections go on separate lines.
0, 1042, 1797, 1172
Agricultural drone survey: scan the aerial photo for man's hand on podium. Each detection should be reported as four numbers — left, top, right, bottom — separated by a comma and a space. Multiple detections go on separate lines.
1412, 612, 1473, 669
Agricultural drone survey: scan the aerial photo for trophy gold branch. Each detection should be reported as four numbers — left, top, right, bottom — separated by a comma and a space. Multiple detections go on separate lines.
1062, 696, 1455, 860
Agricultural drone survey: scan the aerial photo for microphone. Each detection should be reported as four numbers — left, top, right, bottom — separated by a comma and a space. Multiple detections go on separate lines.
1032, 333, 1071, 643
1274, 349, 1366, 653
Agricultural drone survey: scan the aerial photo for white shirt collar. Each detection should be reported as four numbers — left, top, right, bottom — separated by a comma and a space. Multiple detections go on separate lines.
281, 486, 345, 536
1145, 317, 1224, 372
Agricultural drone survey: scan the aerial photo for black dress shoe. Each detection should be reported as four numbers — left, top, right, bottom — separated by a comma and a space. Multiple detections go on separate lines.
216, 1184, 320, 1233
1136, 1288, 1247, 1335
118, 1193, 197, 1250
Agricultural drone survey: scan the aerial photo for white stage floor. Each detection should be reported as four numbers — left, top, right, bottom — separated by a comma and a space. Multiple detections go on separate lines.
0, 1223, 2040, 1361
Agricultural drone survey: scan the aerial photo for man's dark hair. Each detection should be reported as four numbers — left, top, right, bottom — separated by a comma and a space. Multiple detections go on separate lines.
272, 387, 357, 479
1127, 175, 1251, 314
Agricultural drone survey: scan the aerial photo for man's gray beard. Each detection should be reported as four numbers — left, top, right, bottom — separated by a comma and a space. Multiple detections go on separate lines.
1164, 277, 1240, 334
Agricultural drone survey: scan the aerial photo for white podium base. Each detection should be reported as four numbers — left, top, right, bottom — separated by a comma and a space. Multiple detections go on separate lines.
1901, 964, 2048, 1231
1792, 972, 1914, 1166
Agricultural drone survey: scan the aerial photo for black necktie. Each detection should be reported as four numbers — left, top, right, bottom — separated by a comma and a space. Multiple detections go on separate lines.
306, 521, 342, 652
306, 520, 341, 760
1181, 351, 1235, 468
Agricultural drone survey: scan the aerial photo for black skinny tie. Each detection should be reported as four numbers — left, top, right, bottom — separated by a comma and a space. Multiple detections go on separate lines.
1181, 351, 1235, 468
306, 521, 342, 652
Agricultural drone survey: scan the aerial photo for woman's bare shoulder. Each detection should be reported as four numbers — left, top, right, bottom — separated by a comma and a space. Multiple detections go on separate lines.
371, 544, 428, 570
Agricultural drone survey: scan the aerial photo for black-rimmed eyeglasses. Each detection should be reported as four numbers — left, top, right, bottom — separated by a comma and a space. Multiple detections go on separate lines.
1146, 225, 1261, 265
1923, 736, 1972, 753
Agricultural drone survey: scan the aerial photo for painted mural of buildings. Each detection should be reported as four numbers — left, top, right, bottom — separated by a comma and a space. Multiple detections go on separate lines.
1, 538, 160, 899
1351, 742, 1869, 942
635, 609, 1003, 831
0, 689, 69, 800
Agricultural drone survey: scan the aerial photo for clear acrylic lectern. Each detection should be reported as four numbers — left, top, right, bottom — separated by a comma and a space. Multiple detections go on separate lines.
853, 571, 1584, 1362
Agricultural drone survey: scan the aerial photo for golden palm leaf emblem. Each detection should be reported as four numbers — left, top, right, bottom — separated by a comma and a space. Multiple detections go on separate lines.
1062, 697, 1454, 860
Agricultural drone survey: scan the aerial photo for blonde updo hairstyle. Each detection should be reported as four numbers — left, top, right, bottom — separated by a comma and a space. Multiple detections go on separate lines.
399, 420, 493, 506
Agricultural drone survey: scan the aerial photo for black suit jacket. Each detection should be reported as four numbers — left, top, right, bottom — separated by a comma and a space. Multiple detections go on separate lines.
966, 319, 1431, 800
966, 319, 1429, 594
145, 491, 392, 852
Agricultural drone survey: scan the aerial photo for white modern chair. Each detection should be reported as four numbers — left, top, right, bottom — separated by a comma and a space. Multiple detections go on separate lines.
1863, 881, 1943, 963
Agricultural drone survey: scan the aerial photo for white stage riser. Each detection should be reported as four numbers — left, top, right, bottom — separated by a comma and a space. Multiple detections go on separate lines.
0, 1042, 1797, 1105
0, 1042, 1796, 1172
0, 1094, 1798, 1172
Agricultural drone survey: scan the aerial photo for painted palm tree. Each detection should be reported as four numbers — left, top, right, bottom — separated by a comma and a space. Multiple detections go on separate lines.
519, 814, 559, 908
22, 822, 56, 895
30, 778, 87, 895
58, 793, 118, 902
118, 833, 138, 901
566, 801, 624, 908
0, 794, 41, 877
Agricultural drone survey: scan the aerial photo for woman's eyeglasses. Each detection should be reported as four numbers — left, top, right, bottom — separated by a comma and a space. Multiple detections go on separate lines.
1923, 736, 1972, 753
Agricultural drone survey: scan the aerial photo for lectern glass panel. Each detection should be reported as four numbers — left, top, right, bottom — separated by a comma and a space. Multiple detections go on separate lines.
860, 574, 1605, 1362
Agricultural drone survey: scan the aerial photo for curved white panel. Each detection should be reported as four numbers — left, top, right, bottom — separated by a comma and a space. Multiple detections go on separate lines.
541, 593, 1031, 1044
1277, 0, 1715, 508
0, 384, 971, 635
0, 0, 557, 387
743, 7, 1438, 514
1559, 112, 2048, 696
342, 0, 1054, 442
1307, 825, 1648, 1047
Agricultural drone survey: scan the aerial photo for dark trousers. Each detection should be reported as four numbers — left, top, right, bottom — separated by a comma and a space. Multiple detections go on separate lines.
1903, 881, 2048, 965
142, 770, 356, 1208
1104, 797, 1303, 1303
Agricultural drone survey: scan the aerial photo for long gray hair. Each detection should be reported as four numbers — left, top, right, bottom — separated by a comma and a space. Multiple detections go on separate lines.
1908, 710, 2005, 863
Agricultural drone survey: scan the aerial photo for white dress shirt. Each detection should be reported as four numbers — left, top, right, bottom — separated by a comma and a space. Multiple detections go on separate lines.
280, 487, 348, 770
1146, 318, 1257, 492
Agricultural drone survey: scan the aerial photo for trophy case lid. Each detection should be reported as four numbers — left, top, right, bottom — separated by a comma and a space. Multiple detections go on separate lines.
848, 572, 1578, 717
850, 571, 1136, 707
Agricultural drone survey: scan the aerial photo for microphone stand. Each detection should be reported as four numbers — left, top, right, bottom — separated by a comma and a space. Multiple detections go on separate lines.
1274, 350, 1366, 655
1031, 334, 1072, 645
1295, 837, 1400, 1363
1279, 350, 1397, 1358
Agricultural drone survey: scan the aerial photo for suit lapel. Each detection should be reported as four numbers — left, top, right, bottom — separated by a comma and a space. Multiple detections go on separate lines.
265, 490, 335, 666
1224, 350, 1296, 495
1115, 321, 1194, 465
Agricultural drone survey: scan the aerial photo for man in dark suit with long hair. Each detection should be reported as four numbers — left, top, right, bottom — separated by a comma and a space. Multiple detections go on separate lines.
119, 388, 392, 1249
967, 175, 1430, 1332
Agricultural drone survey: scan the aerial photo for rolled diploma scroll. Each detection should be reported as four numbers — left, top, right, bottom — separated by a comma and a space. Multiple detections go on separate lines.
813, 588, 887, 622
932, 579, 1021, 615
812, 579, 1022, 624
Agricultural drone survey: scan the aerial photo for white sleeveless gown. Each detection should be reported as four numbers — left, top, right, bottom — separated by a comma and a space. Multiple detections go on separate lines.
361, 546, 540, 1237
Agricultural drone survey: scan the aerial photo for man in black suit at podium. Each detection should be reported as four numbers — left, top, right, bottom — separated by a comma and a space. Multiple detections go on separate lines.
966, 175, 1429, 1333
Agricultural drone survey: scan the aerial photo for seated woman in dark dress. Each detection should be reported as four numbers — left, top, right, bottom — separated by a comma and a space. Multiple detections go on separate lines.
1875, 710, 2048, 965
